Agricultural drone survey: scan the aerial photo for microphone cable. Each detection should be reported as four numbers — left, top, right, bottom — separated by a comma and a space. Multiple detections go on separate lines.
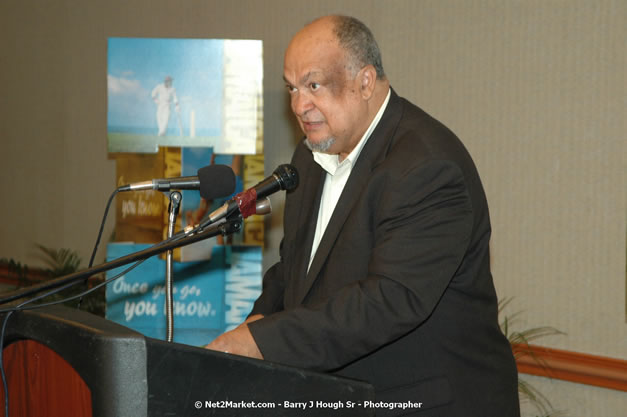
89, 187, 120, 269
77, 187, 120, 310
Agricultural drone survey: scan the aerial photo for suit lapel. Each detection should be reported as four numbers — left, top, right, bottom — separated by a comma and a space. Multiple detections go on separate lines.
284, 154, 325, 307
296, 89, 405, 305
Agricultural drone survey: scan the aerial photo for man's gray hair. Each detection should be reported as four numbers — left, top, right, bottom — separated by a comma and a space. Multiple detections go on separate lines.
331, 15, 385, 79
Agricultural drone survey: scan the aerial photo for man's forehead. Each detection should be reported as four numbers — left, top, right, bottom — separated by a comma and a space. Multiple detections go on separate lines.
284, 43, 345, 84
283, 70, 325, 85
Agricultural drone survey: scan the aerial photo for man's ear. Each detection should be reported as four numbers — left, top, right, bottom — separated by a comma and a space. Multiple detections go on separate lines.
359, 65, 377, 99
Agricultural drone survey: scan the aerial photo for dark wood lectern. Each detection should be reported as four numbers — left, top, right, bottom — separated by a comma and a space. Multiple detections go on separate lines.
1, 305, 374, 417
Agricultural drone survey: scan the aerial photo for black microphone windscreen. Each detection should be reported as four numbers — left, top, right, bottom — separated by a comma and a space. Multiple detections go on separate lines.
274, 164, 299, 192
197, 164, 236, 200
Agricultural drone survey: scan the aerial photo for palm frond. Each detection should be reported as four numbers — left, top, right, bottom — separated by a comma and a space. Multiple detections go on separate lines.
518, 377, 552, 415
509, 326, 565, 346
499, 297, 565, 416
34, 244, 82, 276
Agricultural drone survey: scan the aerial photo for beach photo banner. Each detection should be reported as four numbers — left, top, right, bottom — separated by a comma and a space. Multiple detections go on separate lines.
107, 38, 262, 154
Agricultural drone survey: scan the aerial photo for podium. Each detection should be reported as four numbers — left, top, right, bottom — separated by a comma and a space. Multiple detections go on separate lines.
1, 305, 374, 416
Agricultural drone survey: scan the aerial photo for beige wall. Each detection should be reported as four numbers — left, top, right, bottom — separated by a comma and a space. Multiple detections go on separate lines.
1, 1, 625, 415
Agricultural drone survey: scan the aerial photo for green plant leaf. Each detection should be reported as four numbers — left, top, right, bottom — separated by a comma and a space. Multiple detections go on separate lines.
499, 297, 566, 416
35, 244, 82, 276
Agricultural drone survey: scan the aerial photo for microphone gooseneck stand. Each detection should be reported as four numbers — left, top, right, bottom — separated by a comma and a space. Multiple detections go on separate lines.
165, 191, 182, 342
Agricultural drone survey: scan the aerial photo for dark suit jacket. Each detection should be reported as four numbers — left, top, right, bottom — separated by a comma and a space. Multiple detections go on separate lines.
248, 90, 520, 416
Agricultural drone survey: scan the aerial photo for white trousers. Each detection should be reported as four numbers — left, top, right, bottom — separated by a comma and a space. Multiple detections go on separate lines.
156, 105, 171, 136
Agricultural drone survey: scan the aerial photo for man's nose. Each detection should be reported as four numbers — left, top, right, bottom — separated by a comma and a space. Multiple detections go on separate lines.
291, 92, 313, 116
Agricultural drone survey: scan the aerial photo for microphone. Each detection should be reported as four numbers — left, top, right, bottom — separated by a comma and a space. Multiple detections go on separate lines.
118, 164, 236, 200
178, 197, 272, 237
204, 164, 298, 225
252, 197, 272, 217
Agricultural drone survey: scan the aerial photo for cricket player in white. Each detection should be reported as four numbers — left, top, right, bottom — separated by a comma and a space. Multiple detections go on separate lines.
151, 75, 179, 136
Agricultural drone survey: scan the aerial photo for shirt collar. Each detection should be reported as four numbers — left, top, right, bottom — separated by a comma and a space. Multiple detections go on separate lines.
313, 88, 391, 175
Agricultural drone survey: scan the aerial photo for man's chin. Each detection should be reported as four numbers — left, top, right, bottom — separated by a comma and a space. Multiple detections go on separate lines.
304, 136, 335, 153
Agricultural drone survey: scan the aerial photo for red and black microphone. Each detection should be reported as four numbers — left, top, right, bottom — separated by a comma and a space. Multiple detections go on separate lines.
206, 164, 299, 223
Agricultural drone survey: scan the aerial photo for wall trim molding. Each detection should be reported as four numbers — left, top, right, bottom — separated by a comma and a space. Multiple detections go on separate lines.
513, 343, 627, 392
0, 264, 50, 287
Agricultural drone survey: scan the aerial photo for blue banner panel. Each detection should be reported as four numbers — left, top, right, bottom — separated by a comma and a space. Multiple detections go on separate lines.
105, 243, 262, 347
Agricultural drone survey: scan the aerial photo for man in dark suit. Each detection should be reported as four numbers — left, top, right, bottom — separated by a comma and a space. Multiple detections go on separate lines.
207, 15, 520, 416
